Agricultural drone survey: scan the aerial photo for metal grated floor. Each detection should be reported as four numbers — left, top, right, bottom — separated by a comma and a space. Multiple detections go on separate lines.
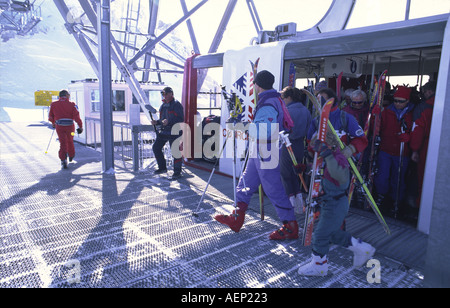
0, 122, 426, 288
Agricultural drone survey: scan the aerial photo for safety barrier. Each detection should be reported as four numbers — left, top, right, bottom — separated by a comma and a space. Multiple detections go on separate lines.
84, 117, 171, 171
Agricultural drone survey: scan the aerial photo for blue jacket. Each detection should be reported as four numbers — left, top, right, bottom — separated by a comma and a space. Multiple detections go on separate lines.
250, 89, 285, 141
307, 105, 368, 154
157, 98, 184, 136
287, 101, 311, 140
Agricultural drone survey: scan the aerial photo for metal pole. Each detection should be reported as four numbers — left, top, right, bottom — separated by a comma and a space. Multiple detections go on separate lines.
97, 0, 114, 173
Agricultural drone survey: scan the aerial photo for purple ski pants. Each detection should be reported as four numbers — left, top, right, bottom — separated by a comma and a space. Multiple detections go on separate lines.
236, 156, 296, 223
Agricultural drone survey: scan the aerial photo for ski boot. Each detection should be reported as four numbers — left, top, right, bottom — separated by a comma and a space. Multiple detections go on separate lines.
154, 168, 167, 175
214, 208, 246, 233
61, 159, 68, 169
269, 220, 299, 240
298, 253, 328, 276
347, 237, 376, 268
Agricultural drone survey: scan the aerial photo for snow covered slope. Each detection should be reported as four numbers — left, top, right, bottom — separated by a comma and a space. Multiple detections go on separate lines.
0, 0, 96, 121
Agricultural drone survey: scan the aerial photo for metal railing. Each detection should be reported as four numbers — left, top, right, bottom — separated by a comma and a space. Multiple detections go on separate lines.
84, 117, 172, 171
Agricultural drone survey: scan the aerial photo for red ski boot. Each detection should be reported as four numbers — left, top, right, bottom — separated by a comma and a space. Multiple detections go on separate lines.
214, 208, 246, 233
269, 220, 299, 240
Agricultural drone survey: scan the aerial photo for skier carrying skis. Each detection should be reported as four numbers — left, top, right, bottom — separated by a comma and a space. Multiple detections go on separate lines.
307, 88, 368, 159
48, 90, 83, 169
373, 86, 413, 214
280, 86, 311, 213
297, 130, 376, 276
214, 70, 299, 240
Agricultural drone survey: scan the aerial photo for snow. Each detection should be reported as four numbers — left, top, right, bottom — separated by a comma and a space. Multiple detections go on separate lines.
0, 1, 95, 122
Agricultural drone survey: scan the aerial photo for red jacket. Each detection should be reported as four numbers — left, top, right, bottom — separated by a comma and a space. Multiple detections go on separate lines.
379, 103, 413, 156
410, 96, 434, 153
48, 97, 82, 128
343, 104, 369, 128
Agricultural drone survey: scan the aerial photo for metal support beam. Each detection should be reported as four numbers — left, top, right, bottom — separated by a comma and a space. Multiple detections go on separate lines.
246, 0, 263, 34
294, 0, 355, 35
78, 0, 157, 125
180, 0, 200, 54
128, 0, 208, 66
208, 0, 237, 54
97, 0, 114, 173
53, 0, 99, 76
142, 0, 160, 82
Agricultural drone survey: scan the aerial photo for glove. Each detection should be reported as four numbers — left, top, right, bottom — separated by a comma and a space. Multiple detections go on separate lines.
293, 163, 306, 174
341, 144, 356, 159
398, 132, 410, 143
313, 140, 332, 158
372, 104, 382, 116
76, 127, 83, 134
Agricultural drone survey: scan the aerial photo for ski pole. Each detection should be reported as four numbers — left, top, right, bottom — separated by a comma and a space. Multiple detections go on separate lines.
192, 134, 229, 217
279, 131, 308, 192
45, 128, 55, 154
394, 121, 406, 219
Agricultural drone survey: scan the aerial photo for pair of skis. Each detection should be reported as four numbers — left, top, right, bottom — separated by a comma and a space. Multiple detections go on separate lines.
364, 71, 387, 209
301, 97, 334, 246
348, 70, 387, 206
301, 89, 390, 246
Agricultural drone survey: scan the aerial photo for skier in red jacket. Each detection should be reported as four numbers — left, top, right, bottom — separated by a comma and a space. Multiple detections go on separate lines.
410, 81, 436, 208
373, 86, 413, 215
48, 90, 83, 169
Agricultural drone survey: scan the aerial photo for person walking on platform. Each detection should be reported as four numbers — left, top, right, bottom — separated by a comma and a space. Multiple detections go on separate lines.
214, 70, 299, 240
297, 132, 375, 277
48, 90, 83, 169
279, 86, 311, 213
152, 87, 184, 180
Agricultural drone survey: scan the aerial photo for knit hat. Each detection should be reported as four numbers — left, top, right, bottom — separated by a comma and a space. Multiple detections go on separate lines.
393, 86, 412, 100
315, 80, 328, 92
255, 70, 275, 90
161, 87, 173, 94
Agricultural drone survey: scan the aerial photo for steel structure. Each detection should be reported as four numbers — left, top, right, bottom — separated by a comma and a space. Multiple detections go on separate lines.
49, 0, 357, 120
0, 0, 42, 40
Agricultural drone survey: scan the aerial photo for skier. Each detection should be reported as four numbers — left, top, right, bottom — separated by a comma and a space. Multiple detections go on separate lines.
343, 89, 371, 207
342, 89, 369, 128
341, 88, 356, 109
410, 81, 436, 208
48, 90, 83, 169
297, 130, 375, 276
307, 88, 368, 160
279, 86, 311, 213
151, 87, 184, 180
373, 86, 413, 214
214, 70, 299, 240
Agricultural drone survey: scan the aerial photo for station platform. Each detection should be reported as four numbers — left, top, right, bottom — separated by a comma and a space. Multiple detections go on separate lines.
0, 121, 427, 288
